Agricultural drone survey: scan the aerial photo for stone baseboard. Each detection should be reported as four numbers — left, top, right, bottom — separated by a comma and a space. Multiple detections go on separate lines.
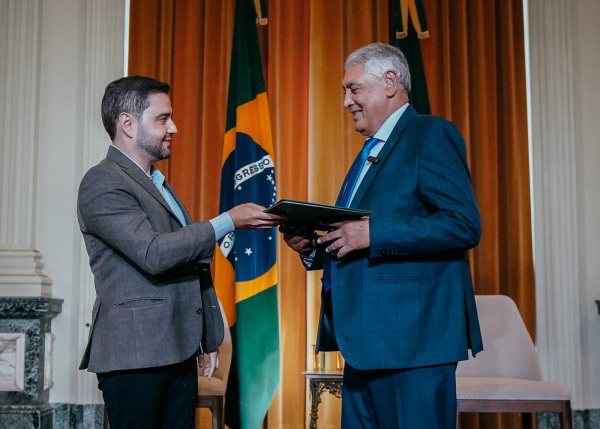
536, 409, 600, 429
0, 405, 53, 429
51, 404, 103, 429
15, 404, 595, 428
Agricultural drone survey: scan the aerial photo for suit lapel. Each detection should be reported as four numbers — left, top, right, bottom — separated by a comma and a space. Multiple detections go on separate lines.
349, 105, 419, 208
106, 146, 185, 224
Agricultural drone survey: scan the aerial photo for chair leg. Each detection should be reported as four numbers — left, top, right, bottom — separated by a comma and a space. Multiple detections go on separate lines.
562, 401, 572, 429
103, 406, 109, 429
212, 396, 224, 429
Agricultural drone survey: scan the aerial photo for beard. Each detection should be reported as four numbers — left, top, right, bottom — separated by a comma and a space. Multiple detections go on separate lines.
136, 125, 171, 161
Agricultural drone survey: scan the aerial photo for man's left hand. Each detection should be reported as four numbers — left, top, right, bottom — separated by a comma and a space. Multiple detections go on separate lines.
317, 217, 370, 258
199, 351, 220, 379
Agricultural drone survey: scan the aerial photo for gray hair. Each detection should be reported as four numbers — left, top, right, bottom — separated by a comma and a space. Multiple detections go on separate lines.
345, 43, 411, 93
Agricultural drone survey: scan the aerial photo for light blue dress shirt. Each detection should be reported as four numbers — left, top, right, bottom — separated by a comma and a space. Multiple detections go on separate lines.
347, 103, 409, 204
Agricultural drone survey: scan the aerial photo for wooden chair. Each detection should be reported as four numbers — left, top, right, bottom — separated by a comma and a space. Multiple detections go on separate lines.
197, 300, 233, 429
456, 295, 572, 428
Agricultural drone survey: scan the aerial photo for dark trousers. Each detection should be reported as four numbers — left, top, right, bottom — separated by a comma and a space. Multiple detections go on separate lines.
98, 355, 198, 429
341, 361, 458, 429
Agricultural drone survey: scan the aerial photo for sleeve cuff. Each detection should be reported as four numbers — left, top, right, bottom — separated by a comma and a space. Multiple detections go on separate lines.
209, 212, 235, 241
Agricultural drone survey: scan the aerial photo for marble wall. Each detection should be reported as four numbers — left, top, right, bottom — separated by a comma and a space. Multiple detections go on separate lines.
0, 298, 62, 428
0, 333, 25, 391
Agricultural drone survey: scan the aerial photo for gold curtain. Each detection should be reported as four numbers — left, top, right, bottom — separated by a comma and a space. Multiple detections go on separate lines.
128, 1, 532, 428
422, 1, 534, 332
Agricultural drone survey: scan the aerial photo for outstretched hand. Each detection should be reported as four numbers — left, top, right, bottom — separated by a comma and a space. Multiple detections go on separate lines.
227, 203, 286, 229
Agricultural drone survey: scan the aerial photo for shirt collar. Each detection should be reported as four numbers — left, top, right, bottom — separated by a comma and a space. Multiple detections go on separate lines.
111, 144, 153, 178
372, 103, 410, 142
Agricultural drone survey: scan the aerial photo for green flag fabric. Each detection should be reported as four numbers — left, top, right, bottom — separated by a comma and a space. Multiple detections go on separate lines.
213, 0, 280, 428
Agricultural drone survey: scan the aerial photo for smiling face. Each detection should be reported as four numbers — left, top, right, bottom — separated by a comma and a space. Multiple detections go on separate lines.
342, 63, 391, 137
135, 92, 177, 162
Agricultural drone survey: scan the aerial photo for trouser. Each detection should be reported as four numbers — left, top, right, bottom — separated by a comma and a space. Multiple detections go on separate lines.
98, 355, 198, 429
341, 361, 458, 429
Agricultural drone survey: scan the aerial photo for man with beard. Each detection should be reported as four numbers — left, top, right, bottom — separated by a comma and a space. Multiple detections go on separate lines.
77, 76, 284, 429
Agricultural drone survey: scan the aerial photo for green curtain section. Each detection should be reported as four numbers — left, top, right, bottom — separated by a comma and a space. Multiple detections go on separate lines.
390, 0, 431, 114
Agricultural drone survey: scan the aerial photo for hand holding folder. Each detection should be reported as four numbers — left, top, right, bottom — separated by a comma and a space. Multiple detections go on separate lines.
265, 199, 371, 230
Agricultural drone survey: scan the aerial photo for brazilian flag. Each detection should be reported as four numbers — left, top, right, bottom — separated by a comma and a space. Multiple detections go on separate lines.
213, 0, 279, 428
390, 0, 431, 114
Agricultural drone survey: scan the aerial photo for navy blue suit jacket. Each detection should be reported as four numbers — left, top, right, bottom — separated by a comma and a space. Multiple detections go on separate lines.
315, 106, 483, 371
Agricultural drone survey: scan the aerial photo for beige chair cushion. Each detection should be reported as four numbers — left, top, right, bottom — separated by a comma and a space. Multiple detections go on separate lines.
457, 376, 571, 400
456, 295, 544, 381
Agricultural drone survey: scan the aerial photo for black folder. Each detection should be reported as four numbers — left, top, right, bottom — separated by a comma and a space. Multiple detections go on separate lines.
265, 199, 371, 229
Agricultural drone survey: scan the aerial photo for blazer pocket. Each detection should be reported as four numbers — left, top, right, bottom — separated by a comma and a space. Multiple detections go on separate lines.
115, 297, 167, 308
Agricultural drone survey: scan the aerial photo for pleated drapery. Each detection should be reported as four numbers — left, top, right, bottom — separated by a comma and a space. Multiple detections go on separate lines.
128, 1, 531, 427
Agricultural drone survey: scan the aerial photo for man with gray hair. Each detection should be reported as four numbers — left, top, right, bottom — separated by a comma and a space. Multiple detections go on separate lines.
281, 42, 483, 428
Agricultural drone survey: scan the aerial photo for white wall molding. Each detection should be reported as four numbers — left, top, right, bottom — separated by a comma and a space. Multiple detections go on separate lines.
73, 0, 126, 404
0, 0, 51, 297
527, 0, 584, 408
0, 0, 127, 405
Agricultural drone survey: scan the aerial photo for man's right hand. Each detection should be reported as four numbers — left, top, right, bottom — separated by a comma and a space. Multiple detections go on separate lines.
279, 224, 318, 256
227, 203, 286, 229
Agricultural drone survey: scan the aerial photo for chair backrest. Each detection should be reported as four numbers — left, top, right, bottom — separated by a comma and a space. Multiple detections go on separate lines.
456, 295, 544, 381
199, 300, 232, 394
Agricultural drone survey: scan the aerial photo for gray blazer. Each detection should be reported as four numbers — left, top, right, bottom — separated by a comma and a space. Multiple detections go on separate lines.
77, 146, 224, 373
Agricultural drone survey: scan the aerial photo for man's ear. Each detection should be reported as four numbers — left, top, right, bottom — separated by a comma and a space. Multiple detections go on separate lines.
118, 112, 136, 138
384, 70, 399, 96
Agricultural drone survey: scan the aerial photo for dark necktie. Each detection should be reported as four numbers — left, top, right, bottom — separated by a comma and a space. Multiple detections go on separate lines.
336, 137, 380, 207
322, 137, 379, 291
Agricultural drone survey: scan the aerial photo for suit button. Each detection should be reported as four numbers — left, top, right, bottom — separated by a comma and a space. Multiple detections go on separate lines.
196, 308, 203, 315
